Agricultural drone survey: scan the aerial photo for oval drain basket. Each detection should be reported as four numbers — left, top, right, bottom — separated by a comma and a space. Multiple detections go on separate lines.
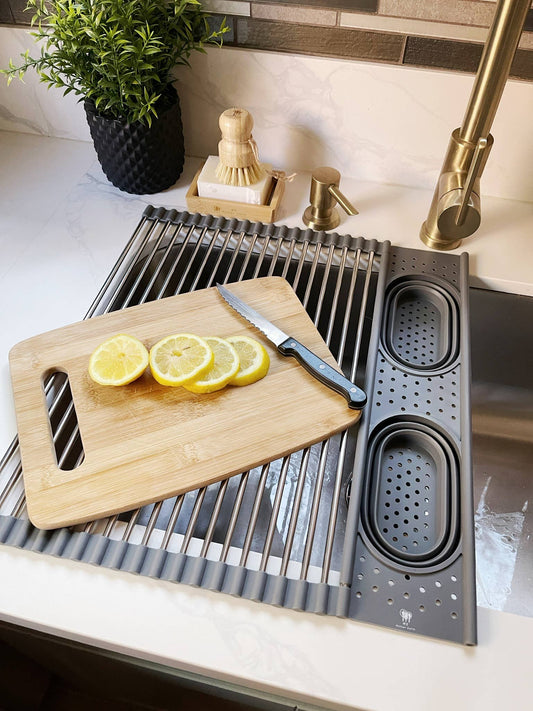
382, 276, 459, 371
362, 420, 460, 569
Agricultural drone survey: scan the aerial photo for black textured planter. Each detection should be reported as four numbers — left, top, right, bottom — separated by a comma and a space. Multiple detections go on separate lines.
84, 85, 185, 194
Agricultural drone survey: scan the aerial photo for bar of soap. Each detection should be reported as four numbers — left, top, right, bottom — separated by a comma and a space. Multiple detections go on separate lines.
197, 155, 273, 205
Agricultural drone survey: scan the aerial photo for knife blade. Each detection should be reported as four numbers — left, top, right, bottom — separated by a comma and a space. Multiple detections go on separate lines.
216, 283, 366, 409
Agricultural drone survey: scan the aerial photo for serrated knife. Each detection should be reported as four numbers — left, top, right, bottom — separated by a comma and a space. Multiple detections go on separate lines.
216, 283, 367, 409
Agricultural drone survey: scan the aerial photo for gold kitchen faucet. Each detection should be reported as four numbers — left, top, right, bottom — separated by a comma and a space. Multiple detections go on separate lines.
420, 0, 530, 251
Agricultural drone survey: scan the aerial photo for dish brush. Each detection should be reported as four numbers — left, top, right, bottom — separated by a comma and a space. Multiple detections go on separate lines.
215, 107, 265, 186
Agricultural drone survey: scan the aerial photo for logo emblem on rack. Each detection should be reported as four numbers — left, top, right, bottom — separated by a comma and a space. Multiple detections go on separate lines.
399, 609, 413, 627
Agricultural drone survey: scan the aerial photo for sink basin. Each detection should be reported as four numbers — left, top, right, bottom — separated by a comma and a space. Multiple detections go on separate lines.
470, 288, 533, 617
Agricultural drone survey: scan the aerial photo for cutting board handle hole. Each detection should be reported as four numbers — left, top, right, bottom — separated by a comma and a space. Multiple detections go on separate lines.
44, 370, 85, 471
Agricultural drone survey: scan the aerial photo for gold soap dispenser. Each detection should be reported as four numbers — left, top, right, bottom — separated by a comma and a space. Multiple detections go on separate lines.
303, 167, 358, 231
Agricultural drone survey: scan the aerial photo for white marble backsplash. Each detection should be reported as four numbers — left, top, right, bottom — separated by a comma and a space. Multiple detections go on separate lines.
1, 26, 532, 202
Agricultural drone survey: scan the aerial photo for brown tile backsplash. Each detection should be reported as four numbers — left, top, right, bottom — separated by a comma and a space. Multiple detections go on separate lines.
405, 36, 533, 81
404, 36, 484, 75
256, 1, 377, 9
235, 17, 404, 62
379, 0, 494, 27
0, 0, 12, 24
251, 3, 338, 26
1, 0, 532, 82
507, 45, 533, 80
6, 0, 28, 24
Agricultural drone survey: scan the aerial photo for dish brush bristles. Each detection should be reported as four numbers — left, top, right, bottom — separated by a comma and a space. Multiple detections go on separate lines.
216, 107, 265, 186
215, 161, 265, 187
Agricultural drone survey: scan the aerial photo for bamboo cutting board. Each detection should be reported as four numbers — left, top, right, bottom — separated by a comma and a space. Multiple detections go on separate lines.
9, 277, 361, 529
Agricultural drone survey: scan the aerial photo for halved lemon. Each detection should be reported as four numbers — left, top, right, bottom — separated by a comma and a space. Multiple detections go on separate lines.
226, 335, 270, 387
184, 336, 240, 394
88, 334, 149, 386
149, 333, 214, 387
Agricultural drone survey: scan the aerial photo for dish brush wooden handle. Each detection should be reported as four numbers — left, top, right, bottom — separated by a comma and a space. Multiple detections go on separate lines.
218, 108, 257, 169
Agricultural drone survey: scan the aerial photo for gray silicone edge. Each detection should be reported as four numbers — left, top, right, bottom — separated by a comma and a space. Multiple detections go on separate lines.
458, 251, 477, 646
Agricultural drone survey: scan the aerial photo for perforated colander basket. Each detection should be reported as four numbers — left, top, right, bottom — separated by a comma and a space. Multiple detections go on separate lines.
382, 276, 459, 371
361, 419, 460, 567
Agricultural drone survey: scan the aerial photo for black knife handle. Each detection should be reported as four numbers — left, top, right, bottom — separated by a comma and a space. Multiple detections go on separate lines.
278, 338, 367, 409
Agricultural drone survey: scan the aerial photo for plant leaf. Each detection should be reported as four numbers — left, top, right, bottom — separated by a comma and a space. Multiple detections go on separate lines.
1, 0, 228, 125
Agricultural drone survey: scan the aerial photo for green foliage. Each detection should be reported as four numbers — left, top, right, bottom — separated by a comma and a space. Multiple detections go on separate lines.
1, 0, 227, 125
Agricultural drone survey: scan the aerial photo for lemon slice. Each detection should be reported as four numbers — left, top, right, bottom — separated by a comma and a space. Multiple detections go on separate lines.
226, 335, 270, 387
184, 336, 240, 394
149, 333, 214, 386
88, 334, 149, 386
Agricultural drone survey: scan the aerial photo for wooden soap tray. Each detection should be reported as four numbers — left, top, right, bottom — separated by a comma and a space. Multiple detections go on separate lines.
186, 162, 285, 223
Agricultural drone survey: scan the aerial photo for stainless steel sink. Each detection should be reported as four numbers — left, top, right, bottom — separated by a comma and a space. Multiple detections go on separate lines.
470, 288, 533, 617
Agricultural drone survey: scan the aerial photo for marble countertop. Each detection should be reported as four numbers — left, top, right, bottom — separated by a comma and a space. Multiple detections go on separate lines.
1, 130, 533, 711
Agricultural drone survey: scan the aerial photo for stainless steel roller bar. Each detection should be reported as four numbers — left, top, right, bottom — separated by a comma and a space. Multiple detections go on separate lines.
1, 212, 380, 595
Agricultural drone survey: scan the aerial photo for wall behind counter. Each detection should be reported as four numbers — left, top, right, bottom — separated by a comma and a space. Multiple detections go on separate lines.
1, 10, 533, 203
1, 0, 533, 81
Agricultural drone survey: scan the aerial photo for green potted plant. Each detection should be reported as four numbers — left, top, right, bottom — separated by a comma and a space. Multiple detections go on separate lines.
2, 0, 227, 194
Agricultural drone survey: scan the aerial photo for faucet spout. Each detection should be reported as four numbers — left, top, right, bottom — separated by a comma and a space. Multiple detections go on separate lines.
420, 0, 530, 251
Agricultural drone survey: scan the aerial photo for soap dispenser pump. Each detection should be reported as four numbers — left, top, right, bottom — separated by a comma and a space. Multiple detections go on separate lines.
303, 167, 358, 231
